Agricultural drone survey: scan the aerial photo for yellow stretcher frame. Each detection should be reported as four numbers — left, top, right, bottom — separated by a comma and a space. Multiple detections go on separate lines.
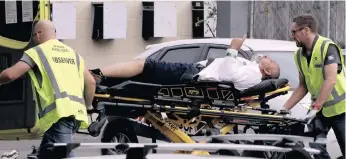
0, 0, 50, 50
0, 0, 51, 140
93, 84, 292, 156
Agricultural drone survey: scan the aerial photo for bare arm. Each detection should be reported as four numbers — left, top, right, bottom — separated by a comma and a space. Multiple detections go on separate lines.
0, 61, 32, 84
314, 44, 342, 106
314, 63, 338, 106
83, 67, 96, 108
283, 73, 308, 110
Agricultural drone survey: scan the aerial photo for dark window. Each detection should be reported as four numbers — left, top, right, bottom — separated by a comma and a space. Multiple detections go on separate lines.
161, 47, 200, 63
207, 48, 244, 59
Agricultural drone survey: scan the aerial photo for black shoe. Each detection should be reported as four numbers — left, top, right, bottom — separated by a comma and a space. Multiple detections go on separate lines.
27, 146, 38, 159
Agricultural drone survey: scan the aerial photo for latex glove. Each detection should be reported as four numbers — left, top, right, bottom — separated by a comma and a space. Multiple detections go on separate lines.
304, 109, 319, 123
303, 109, 319, 133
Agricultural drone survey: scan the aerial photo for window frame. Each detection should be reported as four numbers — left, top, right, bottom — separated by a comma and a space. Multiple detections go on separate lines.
157, 44, 206, 63
199, 44, 252, 61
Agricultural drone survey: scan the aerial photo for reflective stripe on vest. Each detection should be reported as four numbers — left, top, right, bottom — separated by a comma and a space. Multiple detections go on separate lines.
297, 39, 346, 107
33, 46, 85, 119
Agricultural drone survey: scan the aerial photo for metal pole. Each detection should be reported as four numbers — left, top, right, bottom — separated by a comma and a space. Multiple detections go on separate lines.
327, 0, 330, 38
249, 0, 254, 38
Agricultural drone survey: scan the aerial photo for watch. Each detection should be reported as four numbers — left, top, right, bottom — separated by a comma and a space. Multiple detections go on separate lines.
312, 102, 321, 110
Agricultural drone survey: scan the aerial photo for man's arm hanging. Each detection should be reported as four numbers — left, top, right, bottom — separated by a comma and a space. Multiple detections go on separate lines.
314, 44, 341, 107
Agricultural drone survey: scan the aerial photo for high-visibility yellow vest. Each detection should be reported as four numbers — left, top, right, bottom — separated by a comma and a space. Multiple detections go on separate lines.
293, 35, 346, 117
25, 39, 88, 133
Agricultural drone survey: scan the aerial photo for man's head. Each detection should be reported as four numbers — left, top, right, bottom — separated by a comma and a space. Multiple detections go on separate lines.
32, 20, 57, 45
258, 55, 280, 80
291, 14, 318, 47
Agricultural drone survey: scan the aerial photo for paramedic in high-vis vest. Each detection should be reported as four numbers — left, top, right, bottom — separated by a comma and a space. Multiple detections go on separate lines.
0, 20, 96, 158
281, 14, 345, 159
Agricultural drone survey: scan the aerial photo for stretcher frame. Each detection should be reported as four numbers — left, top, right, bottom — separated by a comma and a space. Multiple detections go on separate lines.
85, 79, 316, 158
51, 141, 320, 159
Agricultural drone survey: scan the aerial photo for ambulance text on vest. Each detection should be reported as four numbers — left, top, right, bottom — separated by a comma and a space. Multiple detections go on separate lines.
52, 57, 75, 65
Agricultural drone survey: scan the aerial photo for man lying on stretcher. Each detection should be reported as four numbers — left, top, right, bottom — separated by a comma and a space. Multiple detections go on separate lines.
90, 37, 280, 91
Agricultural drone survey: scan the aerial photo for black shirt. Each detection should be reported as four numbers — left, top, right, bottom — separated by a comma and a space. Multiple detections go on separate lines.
302, 35, 342, 74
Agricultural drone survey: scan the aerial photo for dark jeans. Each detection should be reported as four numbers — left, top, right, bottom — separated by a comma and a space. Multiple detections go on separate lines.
38, 116, 81, 159
140, 59, 202, 85
308, 111, 345, 159
100, 59, 203, 86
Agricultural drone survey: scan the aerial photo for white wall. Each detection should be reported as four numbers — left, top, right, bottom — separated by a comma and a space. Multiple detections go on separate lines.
58, 1, 194, 69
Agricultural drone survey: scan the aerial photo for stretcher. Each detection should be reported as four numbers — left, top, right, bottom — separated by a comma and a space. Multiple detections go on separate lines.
86, 78, 315, 158
51, 140, 320, 159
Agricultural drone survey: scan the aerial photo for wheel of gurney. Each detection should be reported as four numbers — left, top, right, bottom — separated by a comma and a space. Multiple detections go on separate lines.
276, 149, 313, 159
100, 118, 139, 155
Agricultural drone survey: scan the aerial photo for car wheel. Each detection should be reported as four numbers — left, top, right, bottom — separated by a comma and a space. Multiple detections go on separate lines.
100, 118, 139, 155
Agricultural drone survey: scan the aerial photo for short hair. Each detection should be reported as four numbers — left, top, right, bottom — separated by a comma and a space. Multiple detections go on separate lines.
293, 14, 318, 33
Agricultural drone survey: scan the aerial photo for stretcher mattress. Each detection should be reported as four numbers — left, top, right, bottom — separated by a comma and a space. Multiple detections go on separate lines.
98, 78, 289, 100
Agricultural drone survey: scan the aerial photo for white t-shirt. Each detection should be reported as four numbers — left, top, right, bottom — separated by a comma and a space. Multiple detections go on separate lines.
195, 57, 262, 90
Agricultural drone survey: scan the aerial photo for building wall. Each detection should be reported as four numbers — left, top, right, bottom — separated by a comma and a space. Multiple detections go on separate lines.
61, 1, 194, 69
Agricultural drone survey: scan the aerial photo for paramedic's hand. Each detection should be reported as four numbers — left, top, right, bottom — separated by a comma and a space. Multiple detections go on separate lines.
277, 106, 291, 116
229, 34, 246, 50
304, 109, 319, 124
86, 105, 94, 114
303, 109, 319, 133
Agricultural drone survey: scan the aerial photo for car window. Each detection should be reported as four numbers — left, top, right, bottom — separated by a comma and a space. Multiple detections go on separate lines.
207, 48, 244, 59
161, 47, 200, 63
256, 51, 299, 88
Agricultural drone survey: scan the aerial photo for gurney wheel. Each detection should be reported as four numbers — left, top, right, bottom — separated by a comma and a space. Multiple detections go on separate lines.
276, 149, 313, 159
101, 118, 139, 155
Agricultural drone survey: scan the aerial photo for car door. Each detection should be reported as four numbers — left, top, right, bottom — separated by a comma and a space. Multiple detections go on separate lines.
156, 44, 205, 63
198, 44, 252, 61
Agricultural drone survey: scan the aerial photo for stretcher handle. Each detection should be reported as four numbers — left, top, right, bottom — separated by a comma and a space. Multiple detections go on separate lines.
250, 108, 289, 115
95, 85, 109, 94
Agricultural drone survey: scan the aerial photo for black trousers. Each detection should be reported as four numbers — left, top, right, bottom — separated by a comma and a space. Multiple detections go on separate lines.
308, 111, 345, 159
98, 59, 203, 87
